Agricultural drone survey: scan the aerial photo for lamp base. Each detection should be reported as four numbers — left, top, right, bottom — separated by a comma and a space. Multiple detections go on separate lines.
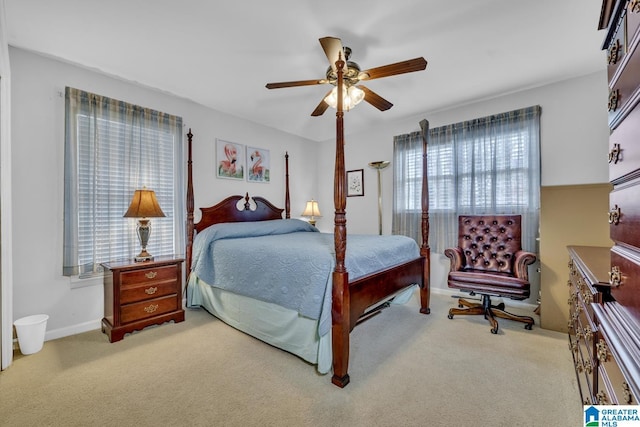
134, 250, 154, 262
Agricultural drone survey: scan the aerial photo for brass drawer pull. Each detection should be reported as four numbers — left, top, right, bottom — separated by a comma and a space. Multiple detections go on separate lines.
608, 204, 621, 225
143, 304, 159, 314
145, 286, 158, 295
609, 266, 622, 287
145, 271, 158, 279
597, 339, 610, 363
623, 382, 633, 404
584, 360, 593, 375
632, 0, 640, 13
608, 89, 619, 112
584, 327, 593, 343
608, 143, 621, 164
597, 390, 609, 405
608, 39, 621, 65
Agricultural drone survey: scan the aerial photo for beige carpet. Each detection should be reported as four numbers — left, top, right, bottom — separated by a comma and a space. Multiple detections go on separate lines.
0, 292, 581, 426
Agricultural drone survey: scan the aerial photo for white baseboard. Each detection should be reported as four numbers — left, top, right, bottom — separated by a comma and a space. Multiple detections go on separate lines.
44, 319, 102, 342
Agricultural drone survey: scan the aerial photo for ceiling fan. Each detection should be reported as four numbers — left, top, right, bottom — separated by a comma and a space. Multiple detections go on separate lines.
265, 37, 428, 116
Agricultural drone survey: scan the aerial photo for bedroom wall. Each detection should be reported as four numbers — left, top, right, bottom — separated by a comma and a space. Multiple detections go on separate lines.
9, 47, 319, 340
316, 70, 610, 329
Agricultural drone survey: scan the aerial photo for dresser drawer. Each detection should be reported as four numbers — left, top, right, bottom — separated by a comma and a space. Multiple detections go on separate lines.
609, 37, 640, 129
627, 2, 640, 49
610, 247, 640, 319
594, 302, 640, 405
610, 180, 640, 248
120, 264, 178, 285
607, 10, 626, 82
120, 295, 178, 324
609, 100, 640, 182
120, 280, 178, 305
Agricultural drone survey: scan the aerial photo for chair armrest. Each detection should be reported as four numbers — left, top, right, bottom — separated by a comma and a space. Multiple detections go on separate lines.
513, 250, 537, 280
444, 247, 464, 272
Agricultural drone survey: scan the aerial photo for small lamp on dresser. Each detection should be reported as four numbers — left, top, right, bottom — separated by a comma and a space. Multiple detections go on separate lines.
124, 188, 165, 262
301, 199, 322, 226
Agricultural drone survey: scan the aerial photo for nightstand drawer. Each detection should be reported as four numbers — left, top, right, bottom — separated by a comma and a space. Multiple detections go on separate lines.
120, 264, 178, 285
120, 280, 178, 305
121, 295, 178, 324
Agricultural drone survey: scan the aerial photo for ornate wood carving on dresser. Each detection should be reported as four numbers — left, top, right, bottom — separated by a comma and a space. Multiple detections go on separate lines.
101, 256, 185, 342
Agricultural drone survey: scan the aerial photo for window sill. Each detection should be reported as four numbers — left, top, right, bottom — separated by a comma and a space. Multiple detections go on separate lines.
70, 273, 103, 289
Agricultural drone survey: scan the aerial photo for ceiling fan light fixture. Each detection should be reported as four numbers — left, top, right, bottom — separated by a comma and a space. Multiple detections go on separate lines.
324, 85, 365, 111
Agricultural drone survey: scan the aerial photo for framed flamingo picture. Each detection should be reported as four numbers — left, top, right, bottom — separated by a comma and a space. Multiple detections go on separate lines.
247, 146, 270, 183
216, 139, 245, 180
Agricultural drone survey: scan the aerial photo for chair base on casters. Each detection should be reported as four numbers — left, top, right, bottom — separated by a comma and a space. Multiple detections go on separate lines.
447, 294, 534, 334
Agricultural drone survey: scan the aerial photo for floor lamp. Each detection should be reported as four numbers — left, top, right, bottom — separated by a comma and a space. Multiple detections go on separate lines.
368, 161, 390, 235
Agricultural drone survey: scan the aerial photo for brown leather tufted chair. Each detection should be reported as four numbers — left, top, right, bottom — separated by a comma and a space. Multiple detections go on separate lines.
445, 215, 536, 334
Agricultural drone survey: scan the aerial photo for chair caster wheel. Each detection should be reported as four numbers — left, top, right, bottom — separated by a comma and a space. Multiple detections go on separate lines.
525, 324, 533, 330
491, 327, 498, 334
447, 314, 454, 319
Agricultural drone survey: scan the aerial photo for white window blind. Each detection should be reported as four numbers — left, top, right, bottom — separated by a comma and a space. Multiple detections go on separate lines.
393, 106, 541, 254
64, 87, 183, 276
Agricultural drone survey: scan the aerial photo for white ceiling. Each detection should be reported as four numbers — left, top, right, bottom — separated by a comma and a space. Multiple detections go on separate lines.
5, 0, 608, 142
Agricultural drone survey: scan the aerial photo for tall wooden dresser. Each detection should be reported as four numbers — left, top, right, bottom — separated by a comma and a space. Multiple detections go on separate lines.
569, 0, 640, 405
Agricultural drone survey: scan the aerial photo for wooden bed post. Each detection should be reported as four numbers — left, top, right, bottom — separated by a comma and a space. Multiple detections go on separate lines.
285, 152, 290, 218
331, 53, 350, 388
419, 120, 431, 315
186, 129, 195, 277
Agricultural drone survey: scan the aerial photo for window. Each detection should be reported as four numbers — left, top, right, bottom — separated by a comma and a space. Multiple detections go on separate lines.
393, 106, 541, 255
63, 87, 184, 276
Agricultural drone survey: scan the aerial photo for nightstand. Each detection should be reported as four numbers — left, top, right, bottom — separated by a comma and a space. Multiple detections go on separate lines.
101, 255, 185, 342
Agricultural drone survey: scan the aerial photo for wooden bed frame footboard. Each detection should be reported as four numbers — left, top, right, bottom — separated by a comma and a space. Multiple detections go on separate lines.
184, 63, 430, 389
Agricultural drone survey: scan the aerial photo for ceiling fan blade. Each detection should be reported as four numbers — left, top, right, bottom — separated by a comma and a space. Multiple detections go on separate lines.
358, 85, 393, 111
359, 57, 427, 81
265, 79, 326, 89
319, 37, 344, 72
311, 89, 333, 116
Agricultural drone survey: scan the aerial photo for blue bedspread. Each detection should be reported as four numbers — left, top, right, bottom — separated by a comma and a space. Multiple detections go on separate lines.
190, 219, 420, 336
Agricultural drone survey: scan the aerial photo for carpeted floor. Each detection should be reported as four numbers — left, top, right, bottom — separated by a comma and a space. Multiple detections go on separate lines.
0, 292, 581, 426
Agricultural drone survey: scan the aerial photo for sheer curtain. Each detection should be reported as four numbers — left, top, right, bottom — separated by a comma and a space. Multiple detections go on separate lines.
63, 87, 184, 276
393, 106, 541, 255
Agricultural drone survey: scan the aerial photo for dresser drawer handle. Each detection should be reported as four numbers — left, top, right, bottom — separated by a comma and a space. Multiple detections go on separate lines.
608, 89, 619, 111
145, 271, 158, 279
632, 0, 640, 13
608, 205, 621, 225
623, 382, 633, 404
609, 266, 622, 287
143, 304, 159, 314
584, 360, 593, 375
597, 390, 610, 405
608, 39, 621, 65
608, 143, 621, 164
145, 286, 158, 295
597, 339, 610, 363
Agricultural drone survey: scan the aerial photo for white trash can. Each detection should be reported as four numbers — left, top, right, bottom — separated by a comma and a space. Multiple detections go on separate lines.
14, 314, 49, 355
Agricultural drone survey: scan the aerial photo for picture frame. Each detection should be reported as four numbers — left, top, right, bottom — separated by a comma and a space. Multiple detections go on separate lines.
346, 169, 364, 197
247, 146, 270, 183
216, 139, 245, 180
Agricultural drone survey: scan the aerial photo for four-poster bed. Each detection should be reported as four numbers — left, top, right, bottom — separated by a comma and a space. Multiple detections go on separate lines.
185, 56, 431, 387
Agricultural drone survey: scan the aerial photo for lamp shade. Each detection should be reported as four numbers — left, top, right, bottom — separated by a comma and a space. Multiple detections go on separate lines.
123, 189, 166, 218
301, 200, 322, 218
